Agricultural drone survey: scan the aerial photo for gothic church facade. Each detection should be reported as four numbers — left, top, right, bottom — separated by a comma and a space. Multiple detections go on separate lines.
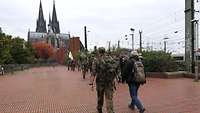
28, 0, 69, 49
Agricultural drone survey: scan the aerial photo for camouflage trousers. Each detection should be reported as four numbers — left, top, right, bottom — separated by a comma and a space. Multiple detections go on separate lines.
96, 82, 114, 113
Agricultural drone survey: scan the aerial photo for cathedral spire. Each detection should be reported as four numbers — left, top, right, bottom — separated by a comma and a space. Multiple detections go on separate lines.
36, 0, 47, 33
49, 13, 52, 25
38, 0, 44, 21
52, 0, 57, 22
52, 0, 60, 33
48, 13, 53, 33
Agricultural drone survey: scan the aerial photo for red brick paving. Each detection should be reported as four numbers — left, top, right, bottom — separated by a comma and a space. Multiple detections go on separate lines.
0, 66, 200, 113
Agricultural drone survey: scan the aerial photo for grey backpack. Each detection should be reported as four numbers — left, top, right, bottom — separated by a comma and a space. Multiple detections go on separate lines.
133, 61, 146, 84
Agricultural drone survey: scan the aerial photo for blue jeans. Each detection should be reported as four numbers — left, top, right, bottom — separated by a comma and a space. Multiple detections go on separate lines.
128, 82, 144, 110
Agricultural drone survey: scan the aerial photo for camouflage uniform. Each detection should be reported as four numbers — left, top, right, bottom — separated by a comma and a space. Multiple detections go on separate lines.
71, 60, 76, 71
77, 60, 81, 71
66, 59, 71, 71
92, 50, 117, 113
113, 56, 121, 83
88, 55, 94, 75
82, 58, 89, 79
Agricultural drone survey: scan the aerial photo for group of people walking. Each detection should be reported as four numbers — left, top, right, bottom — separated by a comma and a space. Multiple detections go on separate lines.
67, 47, 146, 113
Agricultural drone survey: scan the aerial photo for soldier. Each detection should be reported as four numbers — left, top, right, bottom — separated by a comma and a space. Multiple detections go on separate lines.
0, 65, 4, 75
88, 54, 95, 76
81, 53, 88, 79
67, 59, 71, 71
120, 55, 129, 83
77, 60, 81, 71
112, 55, 121, 83
71, 59, 76, 71
90, 47, 117, 113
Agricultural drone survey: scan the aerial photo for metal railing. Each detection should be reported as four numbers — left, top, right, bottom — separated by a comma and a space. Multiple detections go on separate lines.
0, 63, 59, 75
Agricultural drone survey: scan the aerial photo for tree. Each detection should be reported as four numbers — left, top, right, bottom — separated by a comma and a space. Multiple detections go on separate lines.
0, 48, 14, 64
32, 42, 54, 60
0, 33, 35, 64
142, 51, 178, 72
10, 37, 26, 64
0, 33, 14, 64
25, 42, 36, 63
64, 52, 71, 65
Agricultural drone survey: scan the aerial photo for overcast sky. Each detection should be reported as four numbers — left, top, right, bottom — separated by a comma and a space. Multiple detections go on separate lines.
1, 0, 199, 53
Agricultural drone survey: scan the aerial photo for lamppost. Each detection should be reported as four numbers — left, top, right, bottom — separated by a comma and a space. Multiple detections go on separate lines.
84, 26, 90, 52
163, 37, 169, 53
117, 40, 120, 49
191, 19, 199, 81
107, 41, 111, 52
130, 28, 135, 50
84, 26, 87, 51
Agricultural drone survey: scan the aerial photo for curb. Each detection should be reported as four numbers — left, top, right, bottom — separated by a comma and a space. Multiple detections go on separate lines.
146, 71, 195, 79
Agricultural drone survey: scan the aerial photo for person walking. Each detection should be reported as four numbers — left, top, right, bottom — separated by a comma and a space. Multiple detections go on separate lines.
90, 47, 117, 113
82, 58, 88, 79
123, 51, 146, 113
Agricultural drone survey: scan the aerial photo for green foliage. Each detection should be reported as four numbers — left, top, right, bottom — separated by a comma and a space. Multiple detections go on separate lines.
142, 51, 178, 72
0, 33, 35, 64
0, 48, 14, 64
25, 42, 36, 63
176, 62, 186, 71
64, 53, 71, 65
75, 51, 82, 61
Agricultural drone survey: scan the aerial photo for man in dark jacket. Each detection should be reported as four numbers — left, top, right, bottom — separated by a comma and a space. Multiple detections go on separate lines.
120, 56, 126, 83
123, 51, 146, 113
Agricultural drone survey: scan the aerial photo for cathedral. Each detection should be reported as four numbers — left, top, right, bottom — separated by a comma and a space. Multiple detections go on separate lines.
36, 0, 60, 33
28, 0, 70, 49
28, 0, 84, 62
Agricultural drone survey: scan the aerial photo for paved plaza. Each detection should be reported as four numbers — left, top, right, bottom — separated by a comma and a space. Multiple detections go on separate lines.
0, 66, 200, 113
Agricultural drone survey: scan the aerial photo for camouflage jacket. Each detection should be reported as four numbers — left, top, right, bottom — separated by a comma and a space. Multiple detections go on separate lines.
92, 55, 118, 83
81, 58, 88, 70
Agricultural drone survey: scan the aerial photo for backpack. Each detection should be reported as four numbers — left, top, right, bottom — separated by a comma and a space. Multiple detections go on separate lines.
133, 61, 146, 84
97, 55, 117, 82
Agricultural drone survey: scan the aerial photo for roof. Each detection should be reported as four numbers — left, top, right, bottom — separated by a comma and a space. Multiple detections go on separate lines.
29, 32, 47, 39
28, 32, 70, 39
56, 33, 70, 39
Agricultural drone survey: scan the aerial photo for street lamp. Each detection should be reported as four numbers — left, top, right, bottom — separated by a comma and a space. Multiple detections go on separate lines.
130, 28, 135, 50
174, 31, 178, 34
124, 35, 128, 48
163, 37, 169, 53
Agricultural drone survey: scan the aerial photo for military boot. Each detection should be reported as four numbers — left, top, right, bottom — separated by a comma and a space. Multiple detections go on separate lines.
97, 108, 102, 113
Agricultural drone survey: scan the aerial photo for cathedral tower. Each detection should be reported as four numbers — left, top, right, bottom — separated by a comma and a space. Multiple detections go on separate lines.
36, 0, 47, 33
51, 0, 60, 33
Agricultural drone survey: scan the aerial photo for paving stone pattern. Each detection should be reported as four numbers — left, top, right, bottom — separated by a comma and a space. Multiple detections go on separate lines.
0, 66, 200, 113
